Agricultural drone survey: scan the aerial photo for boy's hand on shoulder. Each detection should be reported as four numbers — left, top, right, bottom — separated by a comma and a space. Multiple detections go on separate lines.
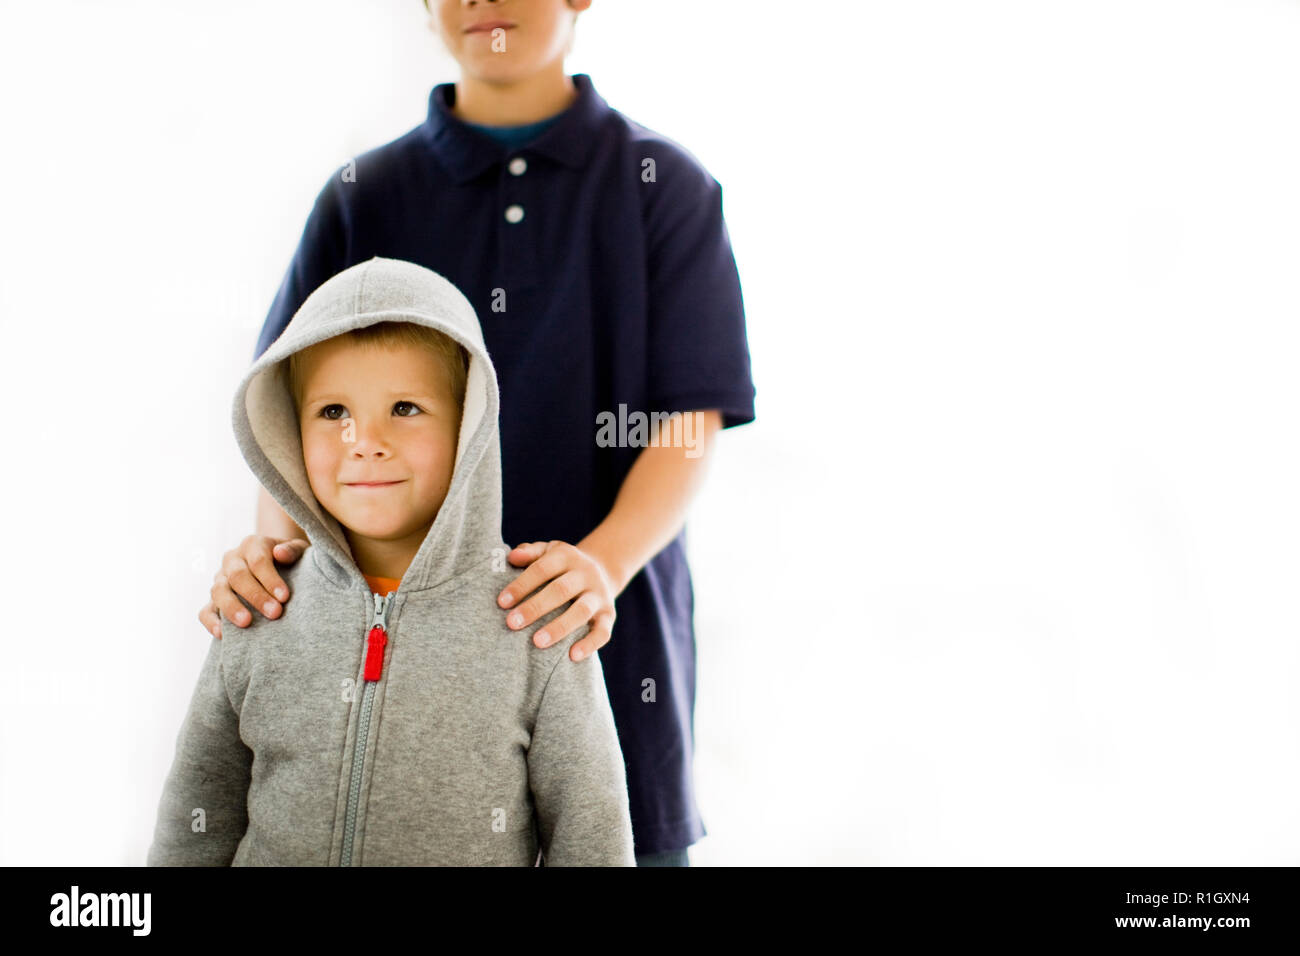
498, 541, 618, 663
198, 535, 309, 640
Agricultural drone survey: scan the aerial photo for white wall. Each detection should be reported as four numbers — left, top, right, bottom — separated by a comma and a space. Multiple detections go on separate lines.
1, 0, 1297, 865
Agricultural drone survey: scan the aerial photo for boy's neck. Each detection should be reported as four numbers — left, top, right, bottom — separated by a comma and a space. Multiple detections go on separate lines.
345, 522, 432, 583
451, 63, 577, 127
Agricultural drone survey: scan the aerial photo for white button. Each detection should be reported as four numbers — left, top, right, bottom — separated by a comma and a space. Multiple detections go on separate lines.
508, 156, 527, 176
504, 204, 524, 223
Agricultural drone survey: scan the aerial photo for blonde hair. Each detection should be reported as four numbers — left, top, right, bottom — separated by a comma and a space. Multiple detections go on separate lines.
287, 321, 470, 418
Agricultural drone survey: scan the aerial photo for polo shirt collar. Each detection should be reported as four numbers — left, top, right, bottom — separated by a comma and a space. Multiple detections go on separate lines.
423, 72, 609, 184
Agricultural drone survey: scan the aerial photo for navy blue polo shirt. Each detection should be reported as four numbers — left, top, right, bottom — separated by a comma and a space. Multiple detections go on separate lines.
253, 72, 756, 854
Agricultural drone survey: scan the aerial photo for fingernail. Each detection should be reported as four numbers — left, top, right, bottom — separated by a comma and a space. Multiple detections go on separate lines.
275, 587, 289, 601
263, 601, 278, 616
572, 647, 585, 661
237, 610, 250, 625
535, 631, 549, 647
499, 592, 513, 607
509, 612, 523, 628
214, 626, 222, 640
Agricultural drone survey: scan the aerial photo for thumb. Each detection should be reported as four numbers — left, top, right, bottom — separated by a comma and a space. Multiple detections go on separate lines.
273, 538, 309, 562
508, 541, 541, 564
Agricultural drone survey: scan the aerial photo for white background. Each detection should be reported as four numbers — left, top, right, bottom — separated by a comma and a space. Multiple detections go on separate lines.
1, 0, 1297, 865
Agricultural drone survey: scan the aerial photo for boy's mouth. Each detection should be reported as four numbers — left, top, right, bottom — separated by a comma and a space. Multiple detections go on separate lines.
464, 20, 515, 34
344, 480, 405, 489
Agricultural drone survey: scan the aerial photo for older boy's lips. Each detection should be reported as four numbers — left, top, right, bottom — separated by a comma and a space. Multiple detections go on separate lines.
465, 20, 515, 33
344, 480, 405, 488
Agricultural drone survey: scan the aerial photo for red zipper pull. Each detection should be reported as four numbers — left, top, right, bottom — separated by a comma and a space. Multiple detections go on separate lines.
363, 624, 388, 681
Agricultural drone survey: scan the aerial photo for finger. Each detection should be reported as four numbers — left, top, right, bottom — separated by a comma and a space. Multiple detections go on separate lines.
533, 590, 599, 649
229, 556, 283, 619
507, 566, 582, 634
570, 612, 614, 661
199, 603, 223, 641
505, 541, 544, 568
512, 539, 564, 563
499, 543, 571, 614
247, 545, 291, 604
212, 576, 253, 628
272, 537, 309, 571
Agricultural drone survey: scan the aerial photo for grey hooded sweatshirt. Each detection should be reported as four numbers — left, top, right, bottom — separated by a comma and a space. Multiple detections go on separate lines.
148, 256, 636, 866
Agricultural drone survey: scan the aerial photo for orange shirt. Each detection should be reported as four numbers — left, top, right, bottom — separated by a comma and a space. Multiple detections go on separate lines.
362, 574, 401, 596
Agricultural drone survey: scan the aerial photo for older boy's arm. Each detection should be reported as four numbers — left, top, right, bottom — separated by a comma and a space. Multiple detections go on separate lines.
579, 408, 723, 596
527, 636, 636, 866
199, 487, 308, 640
257, 484, 306, 541
502, 409, 722, 662
147, 638, 252, 865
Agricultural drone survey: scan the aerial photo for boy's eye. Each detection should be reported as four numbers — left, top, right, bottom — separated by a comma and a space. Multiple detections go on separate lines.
317, 403, 418, 418
318, 402, 420, 419
317, 403, 418, 421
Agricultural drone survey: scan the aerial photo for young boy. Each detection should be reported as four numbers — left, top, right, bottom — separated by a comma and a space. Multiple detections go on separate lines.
149, 256, 636, 866
198, 0, 757, 865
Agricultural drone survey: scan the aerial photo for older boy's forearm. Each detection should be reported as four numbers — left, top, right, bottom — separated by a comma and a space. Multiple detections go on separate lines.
256, 484, 306, 540
578, 409, 723, 596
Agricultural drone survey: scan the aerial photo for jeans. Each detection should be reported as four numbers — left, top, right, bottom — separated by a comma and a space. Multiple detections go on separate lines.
635, 847, 691, 867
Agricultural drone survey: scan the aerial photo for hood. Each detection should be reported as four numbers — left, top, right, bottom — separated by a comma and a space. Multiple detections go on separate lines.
232, 256, 504, 594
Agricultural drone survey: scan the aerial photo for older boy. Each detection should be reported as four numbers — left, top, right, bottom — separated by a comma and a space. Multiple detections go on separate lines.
199, 0, 756, 866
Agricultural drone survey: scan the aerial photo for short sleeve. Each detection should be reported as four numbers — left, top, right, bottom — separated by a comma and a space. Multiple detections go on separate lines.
644, 163, 757, 430
252, 171, 352, 360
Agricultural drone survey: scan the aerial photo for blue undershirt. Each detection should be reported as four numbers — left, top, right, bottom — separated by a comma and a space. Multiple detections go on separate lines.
461, 114, 562, 149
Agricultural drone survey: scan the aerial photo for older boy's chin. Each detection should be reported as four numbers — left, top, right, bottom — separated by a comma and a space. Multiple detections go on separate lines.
458, 48, 550, 82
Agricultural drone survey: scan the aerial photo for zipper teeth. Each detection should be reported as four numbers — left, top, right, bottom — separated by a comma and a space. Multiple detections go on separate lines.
340, 592, 391, 866
341, 683, 377, 865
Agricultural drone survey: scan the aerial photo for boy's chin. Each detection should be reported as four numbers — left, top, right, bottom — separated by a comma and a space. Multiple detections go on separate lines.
332, 507, 428, 542
342, 519, 418, 541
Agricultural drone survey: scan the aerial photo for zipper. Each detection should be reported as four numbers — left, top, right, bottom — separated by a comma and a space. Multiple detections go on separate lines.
340, 590, 394, 866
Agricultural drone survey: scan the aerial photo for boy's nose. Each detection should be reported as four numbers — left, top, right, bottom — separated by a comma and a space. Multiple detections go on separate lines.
348, 436, 391, 456
343, 420, 393, 455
